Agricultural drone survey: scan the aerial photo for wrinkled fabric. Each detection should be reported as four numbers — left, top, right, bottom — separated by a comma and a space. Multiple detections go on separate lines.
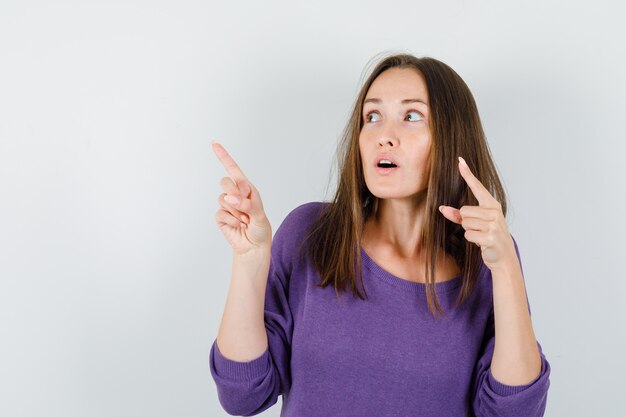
209, 201, 551, 417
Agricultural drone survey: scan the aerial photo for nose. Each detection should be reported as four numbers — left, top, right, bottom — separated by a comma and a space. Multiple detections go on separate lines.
377, 122, 399, 148
378, 135, 398, 148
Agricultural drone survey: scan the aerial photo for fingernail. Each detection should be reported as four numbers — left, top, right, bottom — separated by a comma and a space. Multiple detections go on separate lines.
225, 195, 239, 205
458, 156, 468, 168
439, 205, 445, 212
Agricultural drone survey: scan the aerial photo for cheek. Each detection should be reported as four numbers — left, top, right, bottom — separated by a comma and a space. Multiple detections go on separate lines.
358, 129, 369, 143
406, 148, 431, 177
358, 137, 368, 170
359, 132, 371, 154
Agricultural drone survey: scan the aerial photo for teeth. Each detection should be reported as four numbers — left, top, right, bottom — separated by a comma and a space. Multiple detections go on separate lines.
378, 159, 397, 168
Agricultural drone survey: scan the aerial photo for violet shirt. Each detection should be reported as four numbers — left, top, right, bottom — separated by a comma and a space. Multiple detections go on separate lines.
209, 201, 551, 416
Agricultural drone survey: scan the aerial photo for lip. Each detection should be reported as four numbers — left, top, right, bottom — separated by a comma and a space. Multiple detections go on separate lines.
375, 166, 399, 176
374, 153, 400, 168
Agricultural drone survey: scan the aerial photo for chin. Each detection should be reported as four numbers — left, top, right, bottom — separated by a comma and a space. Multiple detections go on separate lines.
368, 187, 428, 201
369, 192, 406, 200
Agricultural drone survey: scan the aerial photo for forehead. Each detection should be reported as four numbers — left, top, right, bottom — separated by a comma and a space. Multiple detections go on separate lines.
364, 67, 428, 103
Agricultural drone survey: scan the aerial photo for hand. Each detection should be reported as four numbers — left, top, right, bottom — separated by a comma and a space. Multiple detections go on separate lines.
212, 140, 272, 255
438, 156, 516, 272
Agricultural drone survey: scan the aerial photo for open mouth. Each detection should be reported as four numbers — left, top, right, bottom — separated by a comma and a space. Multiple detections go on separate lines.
376, 164, 398, 175
375, 156, 399, 175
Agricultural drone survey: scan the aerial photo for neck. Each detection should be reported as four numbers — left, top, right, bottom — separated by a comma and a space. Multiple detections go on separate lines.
363, 192, 428, 259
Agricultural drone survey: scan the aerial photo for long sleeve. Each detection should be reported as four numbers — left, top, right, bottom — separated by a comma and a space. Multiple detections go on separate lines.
209, 229, 295, 415
469, 235, 551, 417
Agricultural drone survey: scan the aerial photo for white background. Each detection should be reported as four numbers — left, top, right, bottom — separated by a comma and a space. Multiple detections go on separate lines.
1, 1, 624, 416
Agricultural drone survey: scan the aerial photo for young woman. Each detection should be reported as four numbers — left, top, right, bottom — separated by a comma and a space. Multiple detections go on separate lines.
209, 53, 551, 417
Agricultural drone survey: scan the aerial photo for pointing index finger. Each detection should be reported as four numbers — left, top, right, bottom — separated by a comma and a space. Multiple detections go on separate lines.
211, 140, 251, 198
211, 140, 249, 190
458, 156, 496, 207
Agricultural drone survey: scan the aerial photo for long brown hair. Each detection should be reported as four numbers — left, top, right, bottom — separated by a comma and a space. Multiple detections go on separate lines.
299, 52, 508, 318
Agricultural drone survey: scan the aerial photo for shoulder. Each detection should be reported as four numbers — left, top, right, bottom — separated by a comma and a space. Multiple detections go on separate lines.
271, 201, 329, 269
276, 201, 329, 236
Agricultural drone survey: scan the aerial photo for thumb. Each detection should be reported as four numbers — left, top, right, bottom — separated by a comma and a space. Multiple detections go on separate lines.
439, 205, 461, 224
241, 181, 251, 200
237, 180, 263, 216
235, 179, 250, 200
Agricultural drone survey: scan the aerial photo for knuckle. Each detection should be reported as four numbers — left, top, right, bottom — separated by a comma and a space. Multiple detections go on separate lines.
218, 194, 234, 209
221, 177, 237, 192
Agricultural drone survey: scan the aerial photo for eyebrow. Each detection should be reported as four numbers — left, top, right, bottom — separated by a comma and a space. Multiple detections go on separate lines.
363, 98, 428, 106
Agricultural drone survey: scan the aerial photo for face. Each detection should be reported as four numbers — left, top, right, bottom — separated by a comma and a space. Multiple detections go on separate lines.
359, 67, 432, 202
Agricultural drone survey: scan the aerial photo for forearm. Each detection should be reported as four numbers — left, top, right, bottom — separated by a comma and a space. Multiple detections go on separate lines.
490, 257, 542, 385
216, 247, 271, 362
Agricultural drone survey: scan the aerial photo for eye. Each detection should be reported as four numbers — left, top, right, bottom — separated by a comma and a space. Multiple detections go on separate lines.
406, 110, 424, 122
365, 111, 380, 123
364, 110, 424, 123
